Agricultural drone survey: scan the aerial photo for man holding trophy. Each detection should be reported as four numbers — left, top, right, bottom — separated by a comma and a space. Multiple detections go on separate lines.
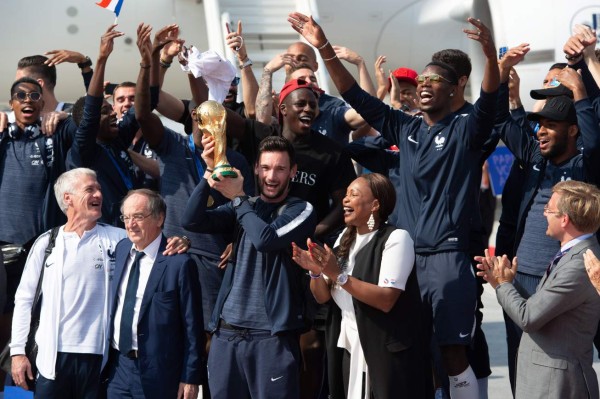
182, 133, 316, 399
132, 22, 254, 363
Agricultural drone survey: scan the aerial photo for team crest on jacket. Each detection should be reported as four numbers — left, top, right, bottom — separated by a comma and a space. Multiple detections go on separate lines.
434, 134, 446, 151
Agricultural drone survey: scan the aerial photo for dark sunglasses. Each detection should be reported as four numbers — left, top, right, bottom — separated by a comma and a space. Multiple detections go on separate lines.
13, 91, 42, 102
416, 74, 452, 84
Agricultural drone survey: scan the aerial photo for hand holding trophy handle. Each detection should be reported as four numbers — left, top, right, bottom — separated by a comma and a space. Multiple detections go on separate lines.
194, 100, 237, 180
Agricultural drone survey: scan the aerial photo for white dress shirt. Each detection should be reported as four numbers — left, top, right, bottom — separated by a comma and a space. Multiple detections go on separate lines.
112, 233, 162, 351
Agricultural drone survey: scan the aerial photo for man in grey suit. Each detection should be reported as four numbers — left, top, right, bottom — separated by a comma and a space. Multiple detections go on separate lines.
477, 180, 600, 399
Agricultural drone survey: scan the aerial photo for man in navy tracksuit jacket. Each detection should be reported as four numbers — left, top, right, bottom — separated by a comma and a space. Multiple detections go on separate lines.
182, 136, 316, 399
290, 13, 499, 398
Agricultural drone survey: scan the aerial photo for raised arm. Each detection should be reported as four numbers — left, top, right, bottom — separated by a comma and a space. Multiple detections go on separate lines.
226, 21, 259, 118
287, 12, 411, 141
156, 25, 182, 88
333, 45, 377, 96
255, 52, 297, 125
558, 67, 600, 183
498, 43, 530, 117
565, 25, 600, 98
463, 17, 499, 94
134, 23, 164, 148
45, 49, 94, 91
493, 44, 539, 162
89, 26, 123, 97
68, 25, 123, 168
374, 55, 389, 100
288, 13, 357, 94
155, 28, 188, 122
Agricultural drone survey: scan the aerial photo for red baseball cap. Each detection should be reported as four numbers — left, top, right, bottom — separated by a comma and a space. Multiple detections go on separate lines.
279, 78, 324, 105
388, 67, 418, 92
278, 79, 324, 125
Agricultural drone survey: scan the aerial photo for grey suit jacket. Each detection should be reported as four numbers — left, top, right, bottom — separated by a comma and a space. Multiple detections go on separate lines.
497, 236, 600, 399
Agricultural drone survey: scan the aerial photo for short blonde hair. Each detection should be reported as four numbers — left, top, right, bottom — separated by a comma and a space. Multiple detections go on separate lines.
553, 180, 600, 233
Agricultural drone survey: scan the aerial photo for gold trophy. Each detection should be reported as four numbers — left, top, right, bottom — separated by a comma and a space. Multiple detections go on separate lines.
194, 100, 237, 180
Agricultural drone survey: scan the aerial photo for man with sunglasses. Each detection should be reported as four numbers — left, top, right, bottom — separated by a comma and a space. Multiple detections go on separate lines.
430, 48, 494, 399
0, 79, 74, 245
290, 13, 499, 399
15, 51, 93, 117
0, 76, 77, 378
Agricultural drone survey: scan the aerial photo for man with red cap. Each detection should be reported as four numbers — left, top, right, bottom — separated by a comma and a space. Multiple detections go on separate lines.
277, 78, 357, 244
255, 48, 372, 145
389, 67, 418, 111
374, 64, 419, 112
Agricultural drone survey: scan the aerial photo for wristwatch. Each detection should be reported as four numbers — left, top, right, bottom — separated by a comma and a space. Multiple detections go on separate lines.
77, 56, 93, 69
336, 272, 349, 286
232, 195, 249, 209
239, 57, 253, 70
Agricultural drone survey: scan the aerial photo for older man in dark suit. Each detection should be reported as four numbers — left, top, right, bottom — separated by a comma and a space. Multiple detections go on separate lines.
106, 189, 205, 399
477, 180, 600, 399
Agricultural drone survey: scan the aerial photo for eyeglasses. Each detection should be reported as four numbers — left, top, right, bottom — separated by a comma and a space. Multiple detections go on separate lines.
120, 213, 152, 223
12, 91, 42, 102
543, 206, 561, 216
416, 74, 453, 84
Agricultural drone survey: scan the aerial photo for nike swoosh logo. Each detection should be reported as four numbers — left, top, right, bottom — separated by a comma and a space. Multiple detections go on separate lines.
533, 165, 540, 171
459, 332, 470, 338
45, 262, 54, 268
271, 376, 283, 382
407, 135, 418, 144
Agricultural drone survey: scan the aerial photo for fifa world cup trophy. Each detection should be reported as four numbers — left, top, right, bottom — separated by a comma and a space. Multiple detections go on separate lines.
194, 100, 237, 180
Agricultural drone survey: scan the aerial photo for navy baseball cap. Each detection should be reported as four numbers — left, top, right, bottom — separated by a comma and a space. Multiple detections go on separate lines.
530, 84, 573, 99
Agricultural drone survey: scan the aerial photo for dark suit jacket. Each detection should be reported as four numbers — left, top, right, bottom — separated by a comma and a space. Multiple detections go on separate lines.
109, 235, 205, 399
497, 236, 600, 399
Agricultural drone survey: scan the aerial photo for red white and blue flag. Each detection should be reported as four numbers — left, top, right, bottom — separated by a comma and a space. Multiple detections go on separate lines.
96, 0, 125, 17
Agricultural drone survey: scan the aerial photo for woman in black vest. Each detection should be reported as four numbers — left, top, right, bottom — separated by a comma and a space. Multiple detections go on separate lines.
293, 173, 431, 398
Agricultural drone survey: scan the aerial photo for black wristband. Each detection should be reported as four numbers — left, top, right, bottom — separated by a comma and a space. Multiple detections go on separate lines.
565, 52, 582, 61
77, 56, 92, 69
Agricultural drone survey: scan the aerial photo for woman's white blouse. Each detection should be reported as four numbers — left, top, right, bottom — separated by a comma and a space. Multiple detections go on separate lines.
329, 228, 415, 398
